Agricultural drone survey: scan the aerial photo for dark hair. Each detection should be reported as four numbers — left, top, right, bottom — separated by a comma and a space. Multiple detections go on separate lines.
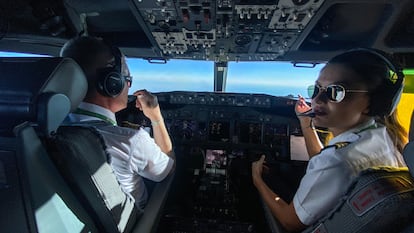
328, 49, 407, 153
60, 36, 112, 93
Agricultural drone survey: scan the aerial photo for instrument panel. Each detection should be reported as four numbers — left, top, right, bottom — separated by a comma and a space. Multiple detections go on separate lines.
120, 91, 305, 162
163, 92, 302, 161
117, 91, 308, 233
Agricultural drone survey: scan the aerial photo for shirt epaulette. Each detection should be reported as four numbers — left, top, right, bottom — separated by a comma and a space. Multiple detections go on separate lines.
334, 141, 350, 149
321, 141, 351, 152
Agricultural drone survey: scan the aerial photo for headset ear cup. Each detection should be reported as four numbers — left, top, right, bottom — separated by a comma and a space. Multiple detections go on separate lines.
368, 75, 403, 116
349, 48, 404, 116
367, 84, 390, 117
388, 75, 404, 115
96, 67, 125, 97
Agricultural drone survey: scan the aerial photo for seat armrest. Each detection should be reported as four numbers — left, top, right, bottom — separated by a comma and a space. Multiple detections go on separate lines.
132, 171, 175, 233
260, 197, 289, 233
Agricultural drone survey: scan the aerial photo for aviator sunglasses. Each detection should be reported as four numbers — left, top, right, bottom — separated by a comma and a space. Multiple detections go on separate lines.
307, 84, 368, 103
124, 75, 133, 87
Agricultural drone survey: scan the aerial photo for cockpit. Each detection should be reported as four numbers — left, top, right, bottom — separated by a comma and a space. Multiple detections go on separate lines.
1, 0, 414, 233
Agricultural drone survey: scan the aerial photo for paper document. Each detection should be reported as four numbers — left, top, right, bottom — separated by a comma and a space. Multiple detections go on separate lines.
290, 135, 309, 161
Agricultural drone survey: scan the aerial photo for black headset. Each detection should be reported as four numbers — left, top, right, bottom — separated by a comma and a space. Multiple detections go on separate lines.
96, 46, 125, 98
338, 48, 404, 117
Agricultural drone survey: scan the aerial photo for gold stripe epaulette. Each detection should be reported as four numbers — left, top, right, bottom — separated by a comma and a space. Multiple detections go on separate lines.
320, 141, 351, 152
334, 141, 350, 149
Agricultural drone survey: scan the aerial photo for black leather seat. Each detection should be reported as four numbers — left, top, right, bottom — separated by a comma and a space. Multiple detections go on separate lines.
46, 122, 139, 233
0, 56, 175, 233
301, 116, 414, 233
261, 143, 414, 233
302, 166, 414, 233
0, 57, 98, 232
402, 141, 414, 233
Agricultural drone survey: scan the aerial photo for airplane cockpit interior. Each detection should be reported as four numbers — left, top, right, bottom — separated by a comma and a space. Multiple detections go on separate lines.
116, 91, 311, 232
1, 0, 414, 233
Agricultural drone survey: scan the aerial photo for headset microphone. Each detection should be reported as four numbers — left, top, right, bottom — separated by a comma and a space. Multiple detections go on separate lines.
297, 109, 316, 118
128, 95, 137, 103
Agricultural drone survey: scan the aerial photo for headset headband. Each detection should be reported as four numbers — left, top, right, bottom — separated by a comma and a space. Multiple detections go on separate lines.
344, 48, 404, 116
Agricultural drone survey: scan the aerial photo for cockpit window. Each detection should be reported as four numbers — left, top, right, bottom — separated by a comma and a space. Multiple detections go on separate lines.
126, 58, 324, 97
126, 58, 214, 94
227, 61, 324, 97
1, 51, 323, 97
0, 51, 48, 57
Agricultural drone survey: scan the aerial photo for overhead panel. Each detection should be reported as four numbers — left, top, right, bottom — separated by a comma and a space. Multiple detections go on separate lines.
130, 0, 325, 62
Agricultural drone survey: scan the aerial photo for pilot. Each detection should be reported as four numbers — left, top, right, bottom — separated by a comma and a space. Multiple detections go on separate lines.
252, 49, 407, 231
60, 36, 175, 209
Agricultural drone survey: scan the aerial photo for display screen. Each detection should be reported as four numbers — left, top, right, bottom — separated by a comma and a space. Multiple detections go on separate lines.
208, 121, 230, 142
168, 120, 207, 140
263, 123, 288, 145
205, 149, 227, 168
237, 122, 262, 144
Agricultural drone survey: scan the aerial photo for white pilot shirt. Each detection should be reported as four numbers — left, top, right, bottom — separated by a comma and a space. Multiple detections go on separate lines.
293, 118, 405, 226
67, 102, 174, 208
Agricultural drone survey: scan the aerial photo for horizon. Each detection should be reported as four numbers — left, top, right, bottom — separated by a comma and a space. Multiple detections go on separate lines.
0, 51, 323, 98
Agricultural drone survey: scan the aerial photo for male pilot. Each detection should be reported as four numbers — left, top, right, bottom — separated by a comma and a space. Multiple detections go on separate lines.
61, 36, 175, 208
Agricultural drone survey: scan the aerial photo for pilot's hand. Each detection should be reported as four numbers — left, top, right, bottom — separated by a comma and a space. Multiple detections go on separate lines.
133, 89, 162, 121
252, 155, 266, 183
295, 95, 311, 117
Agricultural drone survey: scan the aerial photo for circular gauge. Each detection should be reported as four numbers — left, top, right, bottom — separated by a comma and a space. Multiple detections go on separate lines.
158, 21, 170, 30
235, 35, 252, 46
292, 0, 310, 6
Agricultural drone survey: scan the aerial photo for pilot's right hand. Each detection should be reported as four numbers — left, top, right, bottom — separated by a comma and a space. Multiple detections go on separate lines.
295, 95, 312, 117
252, 155, 266, 185
133, 89, 162, 122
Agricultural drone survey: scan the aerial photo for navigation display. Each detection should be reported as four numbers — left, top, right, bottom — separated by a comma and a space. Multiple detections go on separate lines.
208, 121, 230, 142
205, 149, 227, 168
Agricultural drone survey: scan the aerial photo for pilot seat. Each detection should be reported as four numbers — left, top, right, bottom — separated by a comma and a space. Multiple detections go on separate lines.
0, 57, 173, 233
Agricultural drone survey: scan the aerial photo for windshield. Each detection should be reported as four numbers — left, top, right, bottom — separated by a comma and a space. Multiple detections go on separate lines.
0, 51, 323, 98
127, 58, 323, 98
127, 59, 214, 93
227, 61, 323, 97
2, 51, 413, 132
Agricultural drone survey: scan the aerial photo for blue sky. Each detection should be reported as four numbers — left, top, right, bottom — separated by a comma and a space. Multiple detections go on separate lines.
0, 51, 324, 97
124, 57, 324, 97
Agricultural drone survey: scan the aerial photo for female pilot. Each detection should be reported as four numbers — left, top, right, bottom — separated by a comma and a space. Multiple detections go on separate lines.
251, 49, 408, 232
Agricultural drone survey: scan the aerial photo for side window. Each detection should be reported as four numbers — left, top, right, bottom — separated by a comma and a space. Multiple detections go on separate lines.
0, 51, 49, 57
36, 194, 87, 233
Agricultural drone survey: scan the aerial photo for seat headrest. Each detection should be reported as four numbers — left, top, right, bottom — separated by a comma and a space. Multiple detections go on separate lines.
0, 57, 87, 135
